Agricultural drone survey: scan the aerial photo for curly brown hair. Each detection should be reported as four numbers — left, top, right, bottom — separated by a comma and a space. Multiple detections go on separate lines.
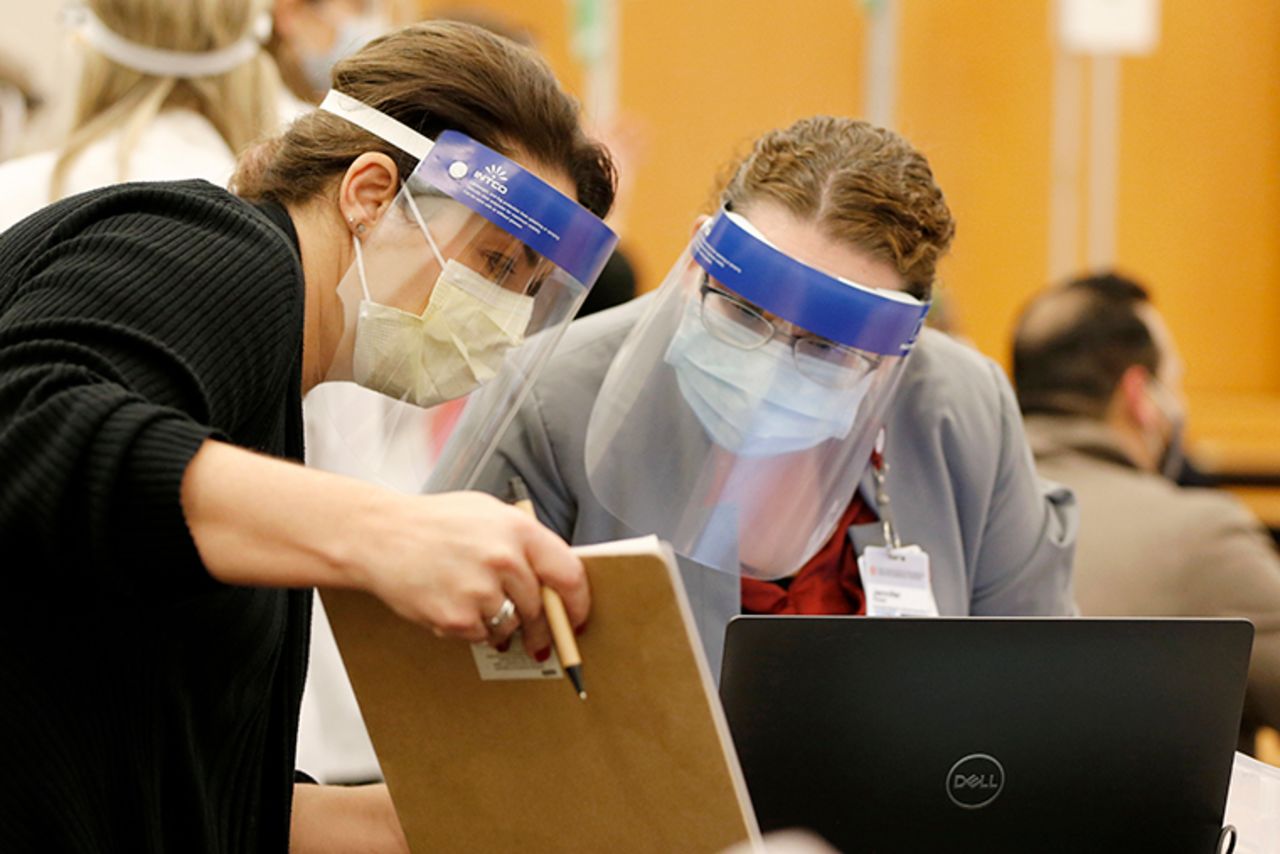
233, 20, 615, 218
718, 116, 954, 300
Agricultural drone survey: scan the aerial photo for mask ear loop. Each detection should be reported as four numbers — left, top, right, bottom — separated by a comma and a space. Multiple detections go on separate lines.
352, 195, 449, 312
402, 192, 448, 270
352, 233, 372, 301
871, 428, 903, 557
352, 186, 448, 303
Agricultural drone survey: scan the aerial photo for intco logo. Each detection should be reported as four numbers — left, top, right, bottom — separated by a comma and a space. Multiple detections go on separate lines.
474, 164, 510, 194
945, 753, 1004, 810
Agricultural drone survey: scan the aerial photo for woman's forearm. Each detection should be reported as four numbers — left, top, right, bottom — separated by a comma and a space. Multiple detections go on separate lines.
178, 438, 590, 652
180, 439, 375, 590
291, 784, 409, 854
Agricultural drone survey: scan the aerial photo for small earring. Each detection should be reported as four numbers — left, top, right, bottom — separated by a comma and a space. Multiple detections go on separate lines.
356, 223, 366, 235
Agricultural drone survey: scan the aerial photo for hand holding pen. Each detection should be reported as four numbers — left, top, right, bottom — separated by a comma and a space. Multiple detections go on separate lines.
510, 476, 587, 700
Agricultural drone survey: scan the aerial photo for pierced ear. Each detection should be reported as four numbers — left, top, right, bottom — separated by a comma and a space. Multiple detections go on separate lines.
338, 152, 400, 235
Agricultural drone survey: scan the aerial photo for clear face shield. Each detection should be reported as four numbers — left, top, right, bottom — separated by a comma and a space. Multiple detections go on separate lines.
310, 93, 617, 490
583, 209, 930, 579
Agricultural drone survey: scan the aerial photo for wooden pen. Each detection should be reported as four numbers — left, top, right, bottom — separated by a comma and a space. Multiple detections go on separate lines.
510, 476, 586, 700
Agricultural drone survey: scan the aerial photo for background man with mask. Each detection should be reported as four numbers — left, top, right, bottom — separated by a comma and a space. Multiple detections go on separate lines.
1013, 271, 1280, 753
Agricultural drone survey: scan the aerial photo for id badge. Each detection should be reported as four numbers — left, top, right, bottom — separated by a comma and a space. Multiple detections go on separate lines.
859, 545, 940, 617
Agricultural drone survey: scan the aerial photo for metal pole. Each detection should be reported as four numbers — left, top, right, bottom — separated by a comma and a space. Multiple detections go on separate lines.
1048, 41, 1085, 283
1086, 53, 1121, 271
863, 0, 900, 129
574, 0, 619, 127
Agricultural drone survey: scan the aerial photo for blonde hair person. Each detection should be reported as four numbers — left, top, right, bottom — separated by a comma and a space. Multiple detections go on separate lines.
0, 0, 279, 232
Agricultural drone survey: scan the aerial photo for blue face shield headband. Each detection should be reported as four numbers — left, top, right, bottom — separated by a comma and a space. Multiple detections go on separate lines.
318, 89, 617, 289
690, 209, 930, 356
662, 209, 929, 457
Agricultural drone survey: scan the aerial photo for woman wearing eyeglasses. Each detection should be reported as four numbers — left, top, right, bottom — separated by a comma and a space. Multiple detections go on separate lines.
466, 116, 1078, 669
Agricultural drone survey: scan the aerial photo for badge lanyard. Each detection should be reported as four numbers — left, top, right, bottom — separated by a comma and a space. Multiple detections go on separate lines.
870, 428, 902, 555
861, 428, 940, 618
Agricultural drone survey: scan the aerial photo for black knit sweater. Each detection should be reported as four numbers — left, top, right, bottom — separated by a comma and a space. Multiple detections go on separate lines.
0, 180, 310, 852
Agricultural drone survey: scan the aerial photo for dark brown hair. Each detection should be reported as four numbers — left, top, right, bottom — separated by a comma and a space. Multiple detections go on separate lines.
717, 116, 955, 301
1012, 271, 1160, 418
233, 20, 614, 217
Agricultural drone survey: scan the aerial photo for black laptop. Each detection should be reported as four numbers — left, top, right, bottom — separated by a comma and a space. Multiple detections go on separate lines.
719, 617, 1252, 854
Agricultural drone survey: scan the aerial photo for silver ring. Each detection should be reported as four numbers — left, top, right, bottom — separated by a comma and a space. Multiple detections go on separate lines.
487, 597, 517, 629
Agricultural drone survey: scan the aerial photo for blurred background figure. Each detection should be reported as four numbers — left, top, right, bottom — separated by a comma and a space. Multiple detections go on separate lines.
0, 0, 279, 232
269, 0, 391, 105
0, 54, 42, 163
1012, 272, 1280, 756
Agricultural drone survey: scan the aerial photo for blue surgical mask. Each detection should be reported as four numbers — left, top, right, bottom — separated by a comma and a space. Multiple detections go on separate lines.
664, 299, 872, 457
301, 14, 388, 93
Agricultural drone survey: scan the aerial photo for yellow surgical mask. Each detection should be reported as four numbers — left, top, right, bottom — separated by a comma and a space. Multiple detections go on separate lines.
351, 243, 534, 408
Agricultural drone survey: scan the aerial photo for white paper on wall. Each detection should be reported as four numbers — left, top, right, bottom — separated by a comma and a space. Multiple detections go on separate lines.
1059, 0, 1161, 55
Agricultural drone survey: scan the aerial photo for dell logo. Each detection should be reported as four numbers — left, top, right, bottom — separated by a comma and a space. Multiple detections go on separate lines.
946, 753, 1005, 809
953, 773, 999, 790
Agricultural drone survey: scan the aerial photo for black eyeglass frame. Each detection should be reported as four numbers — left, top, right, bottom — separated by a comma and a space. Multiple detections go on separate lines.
696, 278, 882, 388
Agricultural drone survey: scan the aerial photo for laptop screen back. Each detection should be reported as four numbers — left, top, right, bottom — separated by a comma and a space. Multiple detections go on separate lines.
719, 617, 1251, 854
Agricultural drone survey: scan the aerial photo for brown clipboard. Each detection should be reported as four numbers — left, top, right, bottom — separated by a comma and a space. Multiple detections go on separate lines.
321, 536, 760, 853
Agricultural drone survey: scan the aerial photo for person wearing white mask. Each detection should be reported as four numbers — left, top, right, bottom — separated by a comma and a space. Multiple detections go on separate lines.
465, 116, 1078, 673
0, 0, 280, 232
271, 0, 390, 105
0, 21, 616, 852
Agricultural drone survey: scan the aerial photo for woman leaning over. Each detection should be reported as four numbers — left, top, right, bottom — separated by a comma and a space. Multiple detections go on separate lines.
0, 21, 615, 852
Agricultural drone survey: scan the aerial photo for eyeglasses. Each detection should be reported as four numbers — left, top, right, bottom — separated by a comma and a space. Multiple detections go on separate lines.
697, 281, 880, 388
